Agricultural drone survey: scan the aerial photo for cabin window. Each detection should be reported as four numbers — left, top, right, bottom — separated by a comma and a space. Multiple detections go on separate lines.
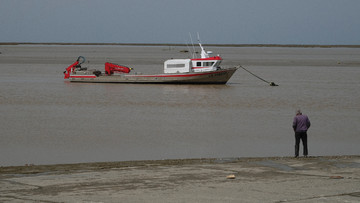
196, 62, 201, 66
167, 64, 186, 68
203, 62, 214, 67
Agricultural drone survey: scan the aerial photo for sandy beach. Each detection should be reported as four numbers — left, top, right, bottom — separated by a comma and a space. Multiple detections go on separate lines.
1, 156, 360, 202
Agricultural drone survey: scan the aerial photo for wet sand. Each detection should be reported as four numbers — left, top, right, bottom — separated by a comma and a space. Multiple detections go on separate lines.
1, 156, 359, 202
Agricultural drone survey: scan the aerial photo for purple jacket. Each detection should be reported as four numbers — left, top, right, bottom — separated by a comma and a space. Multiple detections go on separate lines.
293, 114, 311, 132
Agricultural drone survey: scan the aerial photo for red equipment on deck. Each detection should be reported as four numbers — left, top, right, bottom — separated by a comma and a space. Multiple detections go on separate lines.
64, 57, 133, 79
64, 61, 79, 79
105, 62, 132, 75
63, 56, 85, 79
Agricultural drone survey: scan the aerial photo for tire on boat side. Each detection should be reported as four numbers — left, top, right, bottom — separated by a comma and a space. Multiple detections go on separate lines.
93, 70, 102, 77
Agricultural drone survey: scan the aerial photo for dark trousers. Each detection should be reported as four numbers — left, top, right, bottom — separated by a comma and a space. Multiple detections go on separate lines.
295, 132, 308, 157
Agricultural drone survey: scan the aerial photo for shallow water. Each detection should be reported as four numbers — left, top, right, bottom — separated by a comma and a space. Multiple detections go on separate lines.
1, 45, 359, 166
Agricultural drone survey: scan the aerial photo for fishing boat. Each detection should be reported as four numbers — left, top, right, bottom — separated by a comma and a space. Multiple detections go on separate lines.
63, 42, 238, 84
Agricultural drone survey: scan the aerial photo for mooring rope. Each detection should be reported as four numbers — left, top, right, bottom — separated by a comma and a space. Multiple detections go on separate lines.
239, 65, 278, 86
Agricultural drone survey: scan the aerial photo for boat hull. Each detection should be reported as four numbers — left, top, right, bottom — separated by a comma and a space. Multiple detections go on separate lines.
69, 67, 237, 84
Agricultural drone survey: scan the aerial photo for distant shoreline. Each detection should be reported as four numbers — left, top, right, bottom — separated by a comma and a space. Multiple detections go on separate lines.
1, 42, 360, 48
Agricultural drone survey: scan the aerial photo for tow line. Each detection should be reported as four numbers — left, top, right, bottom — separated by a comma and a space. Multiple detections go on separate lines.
240, 65, 278, 86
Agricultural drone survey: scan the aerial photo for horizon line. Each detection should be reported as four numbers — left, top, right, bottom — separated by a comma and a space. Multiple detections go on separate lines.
1, 42, 360, 48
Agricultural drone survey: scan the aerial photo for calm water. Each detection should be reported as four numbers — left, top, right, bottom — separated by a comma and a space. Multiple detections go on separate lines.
1, 45, 359, 166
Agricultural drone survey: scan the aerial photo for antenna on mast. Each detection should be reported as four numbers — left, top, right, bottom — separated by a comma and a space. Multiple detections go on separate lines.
189, 33, 196, 58
197, 32, 201, 43
185, 40, 192, 58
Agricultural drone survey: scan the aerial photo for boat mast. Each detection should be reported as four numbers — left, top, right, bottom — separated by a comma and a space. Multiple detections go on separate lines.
189, 33, 197, 58
197, 33, 209, 59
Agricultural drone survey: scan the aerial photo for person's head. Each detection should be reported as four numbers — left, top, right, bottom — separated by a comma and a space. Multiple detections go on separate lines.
296, 109, 302, 115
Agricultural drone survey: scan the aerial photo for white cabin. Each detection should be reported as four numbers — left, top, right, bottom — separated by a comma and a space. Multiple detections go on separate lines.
164, 59, 191, 73
164, 42, 222, 74
191, 56, 222, 72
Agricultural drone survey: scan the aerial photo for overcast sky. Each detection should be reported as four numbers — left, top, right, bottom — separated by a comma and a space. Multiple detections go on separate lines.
1, 0, 359, 44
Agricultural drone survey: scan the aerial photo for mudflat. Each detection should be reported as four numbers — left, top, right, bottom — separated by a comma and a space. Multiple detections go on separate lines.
1, 156, 359, 202
1, 45, 360, 166
0, 45, 359, 202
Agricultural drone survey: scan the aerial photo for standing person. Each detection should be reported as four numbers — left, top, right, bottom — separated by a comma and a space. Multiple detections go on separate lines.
292, 110, 311, 157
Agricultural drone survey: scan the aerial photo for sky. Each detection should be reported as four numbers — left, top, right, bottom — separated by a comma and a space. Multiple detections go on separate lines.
1, 0, 360, 45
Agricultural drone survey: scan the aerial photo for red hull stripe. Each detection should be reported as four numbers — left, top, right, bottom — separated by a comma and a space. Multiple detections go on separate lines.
127, 70, 228, 78
70, 75, 97, 78
192, 67, 210, 69
191, 56, 222, 61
